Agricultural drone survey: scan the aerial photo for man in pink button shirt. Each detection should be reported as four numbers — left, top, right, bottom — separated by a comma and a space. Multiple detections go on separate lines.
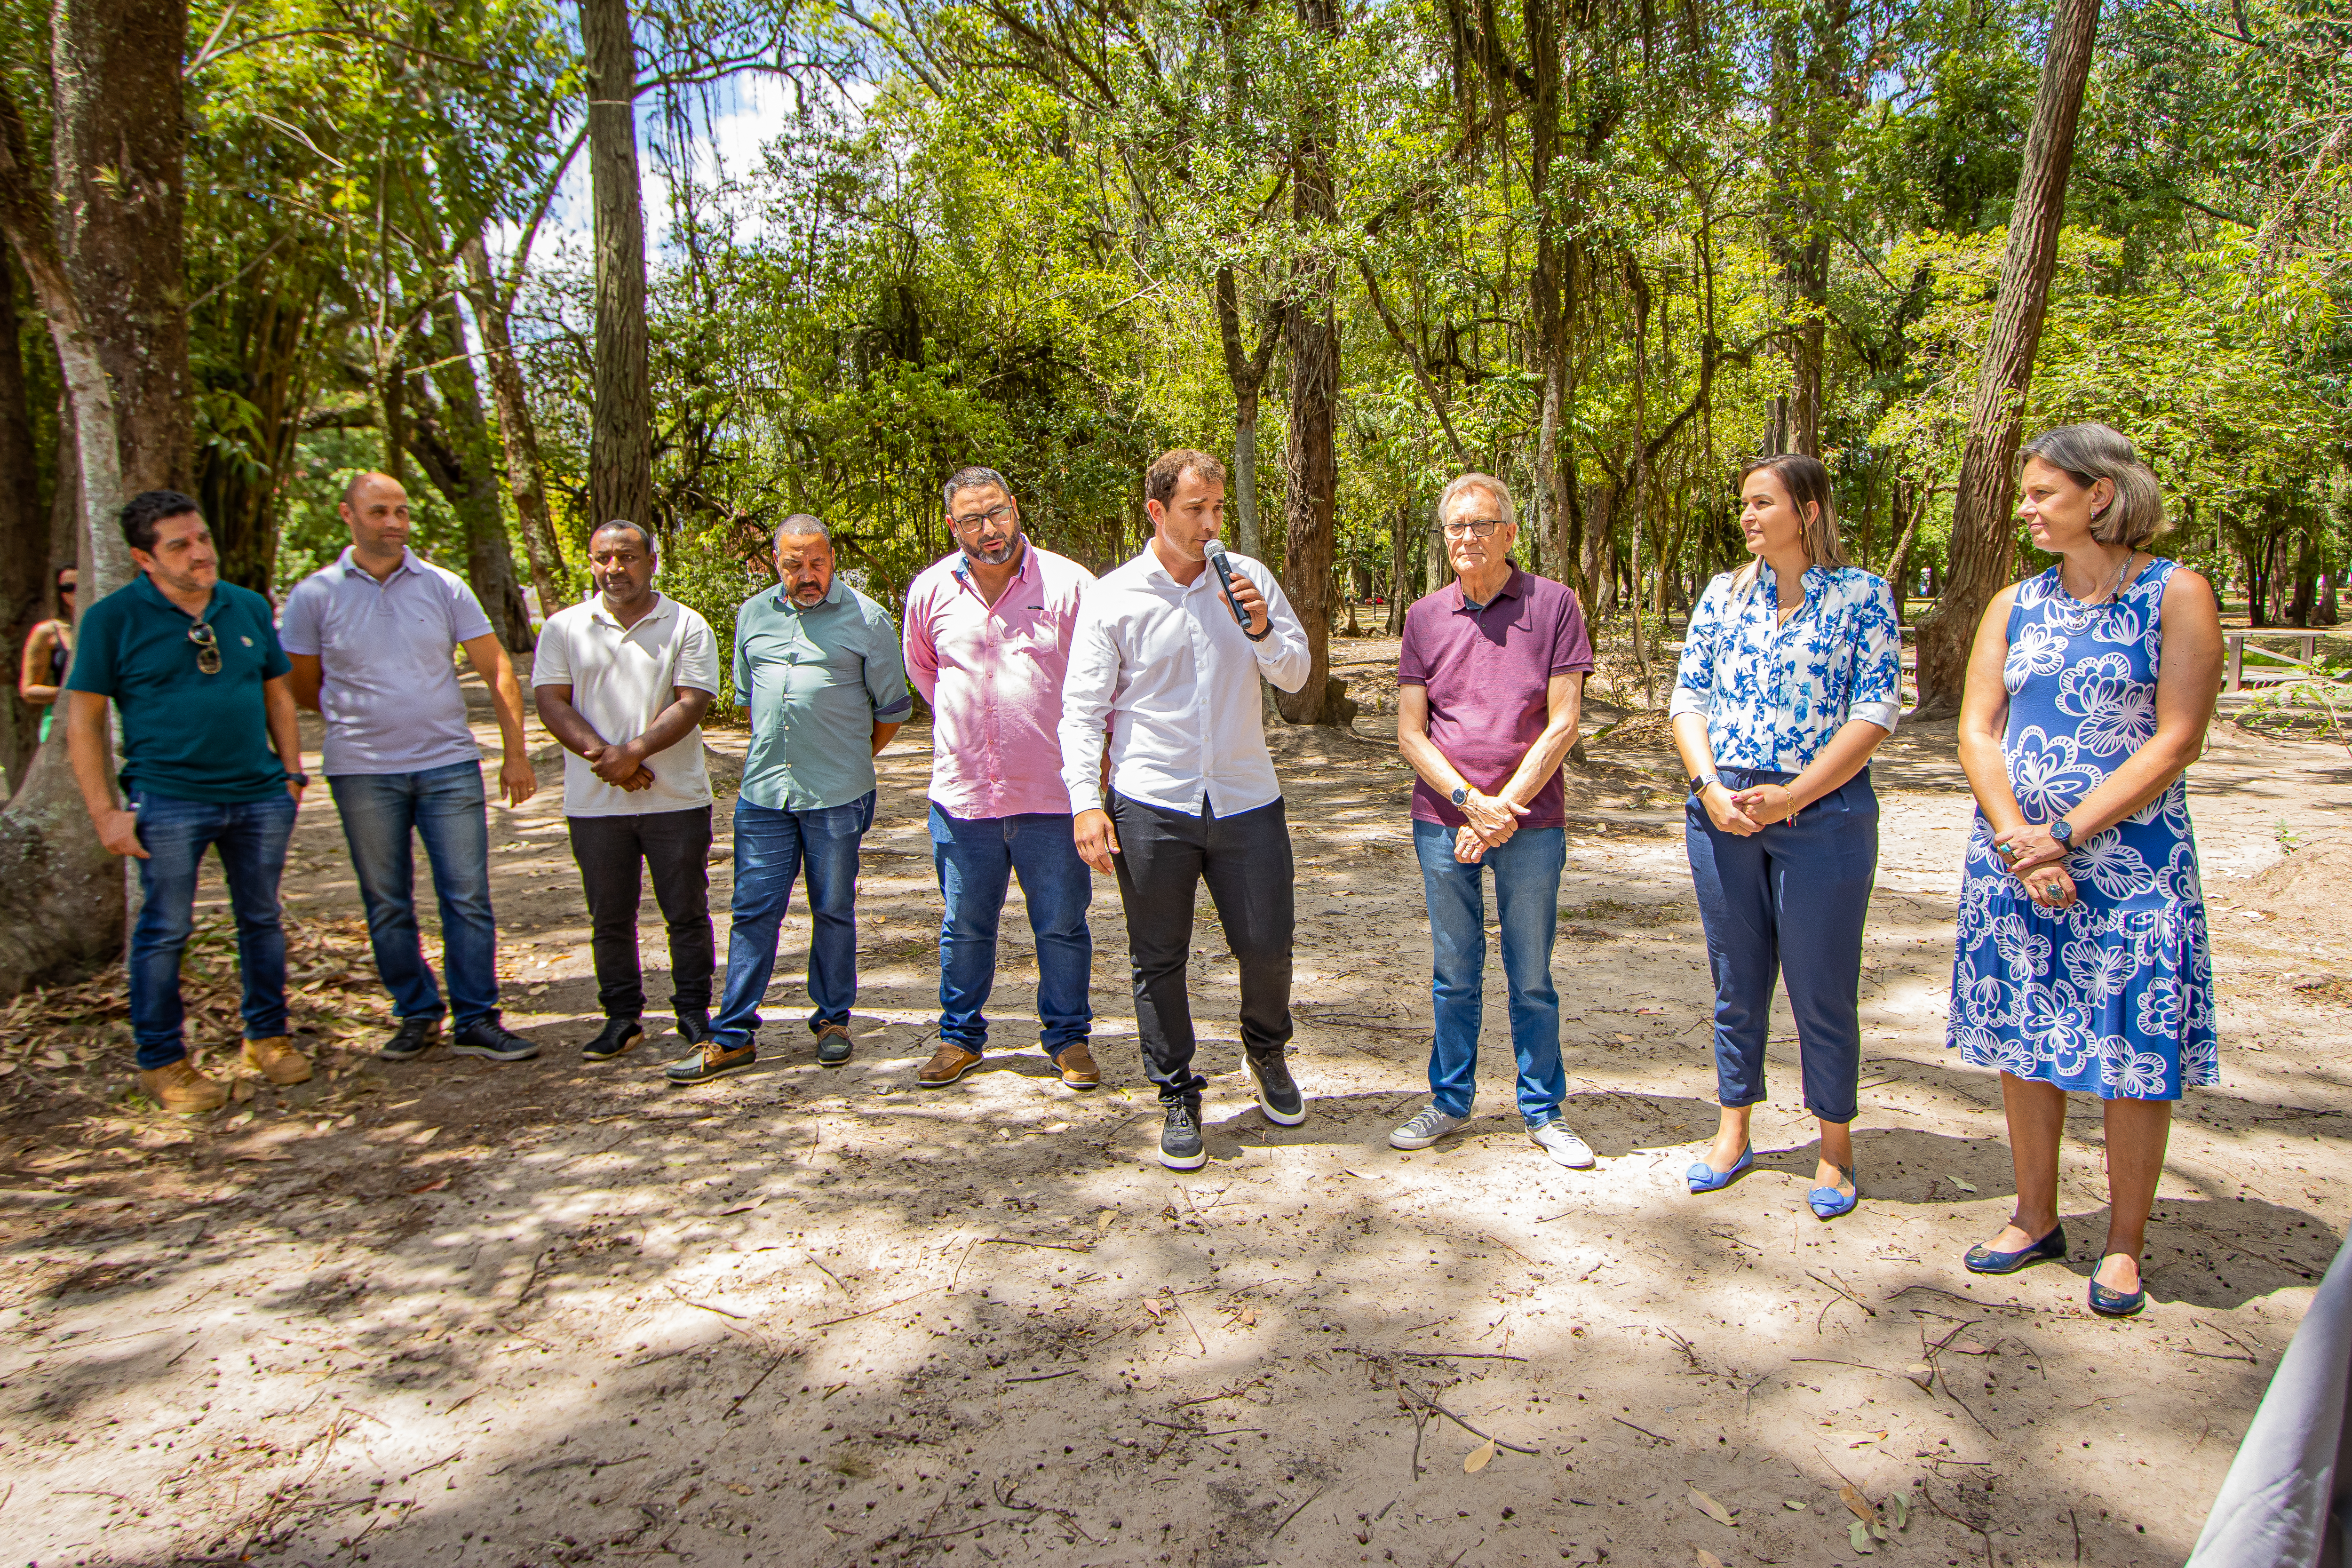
903, 467, 1100, 1090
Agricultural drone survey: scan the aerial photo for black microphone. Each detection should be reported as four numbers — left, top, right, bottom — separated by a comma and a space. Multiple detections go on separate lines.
1203, 538, 1250, 628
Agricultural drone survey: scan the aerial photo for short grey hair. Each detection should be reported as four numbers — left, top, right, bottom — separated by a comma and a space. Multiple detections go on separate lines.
943, 466, 1012, 509
2019, 423, 2165, 549
773, 513, 831, 547
1437, 472, 1516, 529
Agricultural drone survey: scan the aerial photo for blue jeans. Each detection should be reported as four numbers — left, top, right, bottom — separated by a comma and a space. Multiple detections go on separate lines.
1684, 766, 1876, 1125
929, 804, 1092, 1055
1415, 821, 1566, 1127
714, 792, 874, 1046
128, 791, 298, 1070
328, 762, 501, 1030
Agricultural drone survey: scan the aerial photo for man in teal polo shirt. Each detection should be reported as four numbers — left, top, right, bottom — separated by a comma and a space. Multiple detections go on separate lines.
667, 515, 912, 1084
65, 491, 314, 1114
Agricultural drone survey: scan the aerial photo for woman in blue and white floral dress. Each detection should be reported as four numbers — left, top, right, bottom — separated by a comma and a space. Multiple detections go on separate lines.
1949, 423, 2223, 1318
1672, 454, 1903, 1221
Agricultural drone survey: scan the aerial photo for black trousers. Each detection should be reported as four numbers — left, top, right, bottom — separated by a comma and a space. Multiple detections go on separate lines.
568, 806, 715, 1021
1106, 791, 1295, 1103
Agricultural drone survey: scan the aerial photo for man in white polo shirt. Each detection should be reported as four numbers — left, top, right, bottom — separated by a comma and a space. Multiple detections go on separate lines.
532, 520, 720, 1061
283, 471, 540, 1065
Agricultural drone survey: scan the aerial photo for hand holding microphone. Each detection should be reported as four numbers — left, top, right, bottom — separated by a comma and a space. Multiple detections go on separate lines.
1203, 539, 1271, 638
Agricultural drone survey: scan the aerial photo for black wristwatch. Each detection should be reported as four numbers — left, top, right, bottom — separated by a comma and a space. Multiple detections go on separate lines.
2049, 817, 2075, 847
286, 770, 310, 787
1243, 621, 1271, 642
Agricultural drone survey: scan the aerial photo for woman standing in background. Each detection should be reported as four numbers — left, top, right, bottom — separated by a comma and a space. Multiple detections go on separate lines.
16, 563, 75, 745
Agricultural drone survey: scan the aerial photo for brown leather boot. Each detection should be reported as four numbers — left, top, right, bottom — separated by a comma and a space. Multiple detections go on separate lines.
241, 1035, 314, 1086
917, 1043, 983, 1087
1053, 1040, 1101, 1090
138, 1059, 228, 1115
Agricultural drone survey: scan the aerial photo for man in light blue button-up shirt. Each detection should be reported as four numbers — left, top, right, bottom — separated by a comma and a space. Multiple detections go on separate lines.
671, 516, 913, 1085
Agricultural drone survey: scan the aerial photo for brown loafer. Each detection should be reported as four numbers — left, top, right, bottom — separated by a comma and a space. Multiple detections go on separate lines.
1053, 1040, 1101, 1089
138, 1059, 228, 1115
241, 1035, 313, 1086
917, 1043, 983, 1086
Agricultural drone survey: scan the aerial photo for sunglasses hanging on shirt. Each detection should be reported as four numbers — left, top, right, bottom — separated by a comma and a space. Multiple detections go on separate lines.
188, 619, 222, 676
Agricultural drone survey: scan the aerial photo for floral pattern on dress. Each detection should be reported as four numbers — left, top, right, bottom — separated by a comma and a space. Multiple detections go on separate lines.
1947, 559, 2216, 1099
1669, 562, 1903, 772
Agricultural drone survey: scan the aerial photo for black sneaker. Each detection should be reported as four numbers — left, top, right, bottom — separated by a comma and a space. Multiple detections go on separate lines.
814, 1021, 853, 1067
583, 1017, 644, 1062
1160, 1092, 1206, 1170
1246, 1051, 1306, 1126
676, 1009, 714, 1044
666, 1038, 757, 1085
450, 1019, 540, 1062
378, 1014, 442, 1062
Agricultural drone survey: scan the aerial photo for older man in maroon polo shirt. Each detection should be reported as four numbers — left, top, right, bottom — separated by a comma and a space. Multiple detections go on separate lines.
1390, 471, 1597, 1167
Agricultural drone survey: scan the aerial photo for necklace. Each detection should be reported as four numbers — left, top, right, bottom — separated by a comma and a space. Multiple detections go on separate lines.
2052, 552, 2135, 633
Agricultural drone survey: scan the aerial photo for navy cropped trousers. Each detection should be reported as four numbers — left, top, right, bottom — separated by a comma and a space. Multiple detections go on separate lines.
1684, 765, 1877, 1125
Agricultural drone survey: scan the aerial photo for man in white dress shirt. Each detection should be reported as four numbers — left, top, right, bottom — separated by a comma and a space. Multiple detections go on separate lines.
1058, 448, 1312, 1169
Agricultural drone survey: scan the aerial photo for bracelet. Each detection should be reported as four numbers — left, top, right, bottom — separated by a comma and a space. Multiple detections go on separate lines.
1243, 622, 1271, 642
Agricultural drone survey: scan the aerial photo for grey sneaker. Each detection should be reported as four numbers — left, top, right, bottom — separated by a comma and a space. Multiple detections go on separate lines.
1529, 1117, 1596, 1169
1390, 1105, 1470, 1150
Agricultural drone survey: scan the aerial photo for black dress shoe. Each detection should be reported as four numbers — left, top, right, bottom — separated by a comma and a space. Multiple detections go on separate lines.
450, 1019, 540, 1062
377, 1015, 443, 1062
1160, 1092, 1206, 1170
1246, 1051, 1306, 1126
583, 1017, 644, 1062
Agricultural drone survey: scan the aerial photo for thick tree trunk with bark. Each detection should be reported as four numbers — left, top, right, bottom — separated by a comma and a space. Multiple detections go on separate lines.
1214, 266, 1279, 564
582, 0, 654, 530
1912, 0, 2099, 716
1274, 0, 1343, 727
54, 0, 190, 493
0, 60, 151, 993
463, 233, 567, 622
414, 295, 533, 652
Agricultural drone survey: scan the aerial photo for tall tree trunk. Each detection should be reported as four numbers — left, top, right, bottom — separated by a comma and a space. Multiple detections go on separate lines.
582, 0, 653, 529
0, 246, 48, 793
414, 294, 533, 652
464, 231, 568, 621
195, 262, 325, 593
0, 52, 156, 992
1214, 265, 1279, 563
1912, 0, 2099, 716
1274, 0, 1343, 726
55, 0, 189, 493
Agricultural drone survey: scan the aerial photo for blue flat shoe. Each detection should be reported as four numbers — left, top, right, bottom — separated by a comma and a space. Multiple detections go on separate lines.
2088, 1258, 2146, 1317
1808, 1165, 1859, 1220
1964, 1224, 2067, 1275
1686, 1146, 1752, 1194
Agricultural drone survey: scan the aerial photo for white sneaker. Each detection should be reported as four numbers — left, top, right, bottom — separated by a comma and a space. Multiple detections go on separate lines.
1390, 1105, 1470, 1150
1529, 1117, 1595, 1169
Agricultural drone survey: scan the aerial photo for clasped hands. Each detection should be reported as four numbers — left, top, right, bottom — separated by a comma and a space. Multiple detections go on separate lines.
1452, 788, 1527, 863
1992, 820, 2077, 909
1697, 781, 1802, 838
585, 740, 656, 792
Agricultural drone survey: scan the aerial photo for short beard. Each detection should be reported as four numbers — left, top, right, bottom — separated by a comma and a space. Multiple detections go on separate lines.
966, 535, 1016, 565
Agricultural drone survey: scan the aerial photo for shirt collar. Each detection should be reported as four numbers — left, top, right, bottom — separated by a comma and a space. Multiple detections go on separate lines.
589, 590, 673, 629
954, 539, 1033, 588
133, 570, 215, 621
1451, 564, 1526, 612
1753, 559, 1830, 606
773, 575, 848, 614
337, 544, 422, 581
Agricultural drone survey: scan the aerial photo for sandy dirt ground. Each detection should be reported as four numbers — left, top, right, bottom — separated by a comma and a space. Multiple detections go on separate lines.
1, 633, 2347, 1568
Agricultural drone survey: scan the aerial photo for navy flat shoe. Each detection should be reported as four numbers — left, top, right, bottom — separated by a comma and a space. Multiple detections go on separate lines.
1964, 1223, 2067, 1275
2089, 1262, 2146, 1317
1686, 1146, 1752, 1194
1808, 1165, 1860, 1220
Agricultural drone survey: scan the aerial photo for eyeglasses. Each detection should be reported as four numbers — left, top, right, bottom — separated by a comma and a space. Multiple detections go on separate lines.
1442, 517, 1507, 538
188, 620, 222, 676
951, 503, 1015, 532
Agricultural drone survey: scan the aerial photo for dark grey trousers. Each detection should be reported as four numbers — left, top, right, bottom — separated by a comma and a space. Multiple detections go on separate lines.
568, 806, 715, 1021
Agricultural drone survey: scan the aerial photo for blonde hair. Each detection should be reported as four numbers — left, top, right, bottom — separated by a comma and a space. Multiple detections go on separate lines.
2018, 423, 2166, 549
1731, 453, 1846, 593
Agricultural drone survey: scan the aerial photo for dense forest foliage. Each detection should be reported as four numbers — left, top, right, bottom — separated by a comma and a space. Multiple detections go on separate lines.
5, 0, 2350, 740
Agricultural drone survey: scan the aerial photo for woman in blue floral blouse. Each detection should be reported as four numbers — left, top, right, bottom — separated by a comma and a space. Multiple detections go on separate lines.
1671, 454, 1903, 1220
1949, 423, 2222, 1317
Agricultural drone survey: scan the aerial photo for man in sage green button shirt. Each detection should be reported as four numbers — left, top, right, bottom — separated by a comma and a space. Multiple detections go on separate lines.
670, 515, 914, 1084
